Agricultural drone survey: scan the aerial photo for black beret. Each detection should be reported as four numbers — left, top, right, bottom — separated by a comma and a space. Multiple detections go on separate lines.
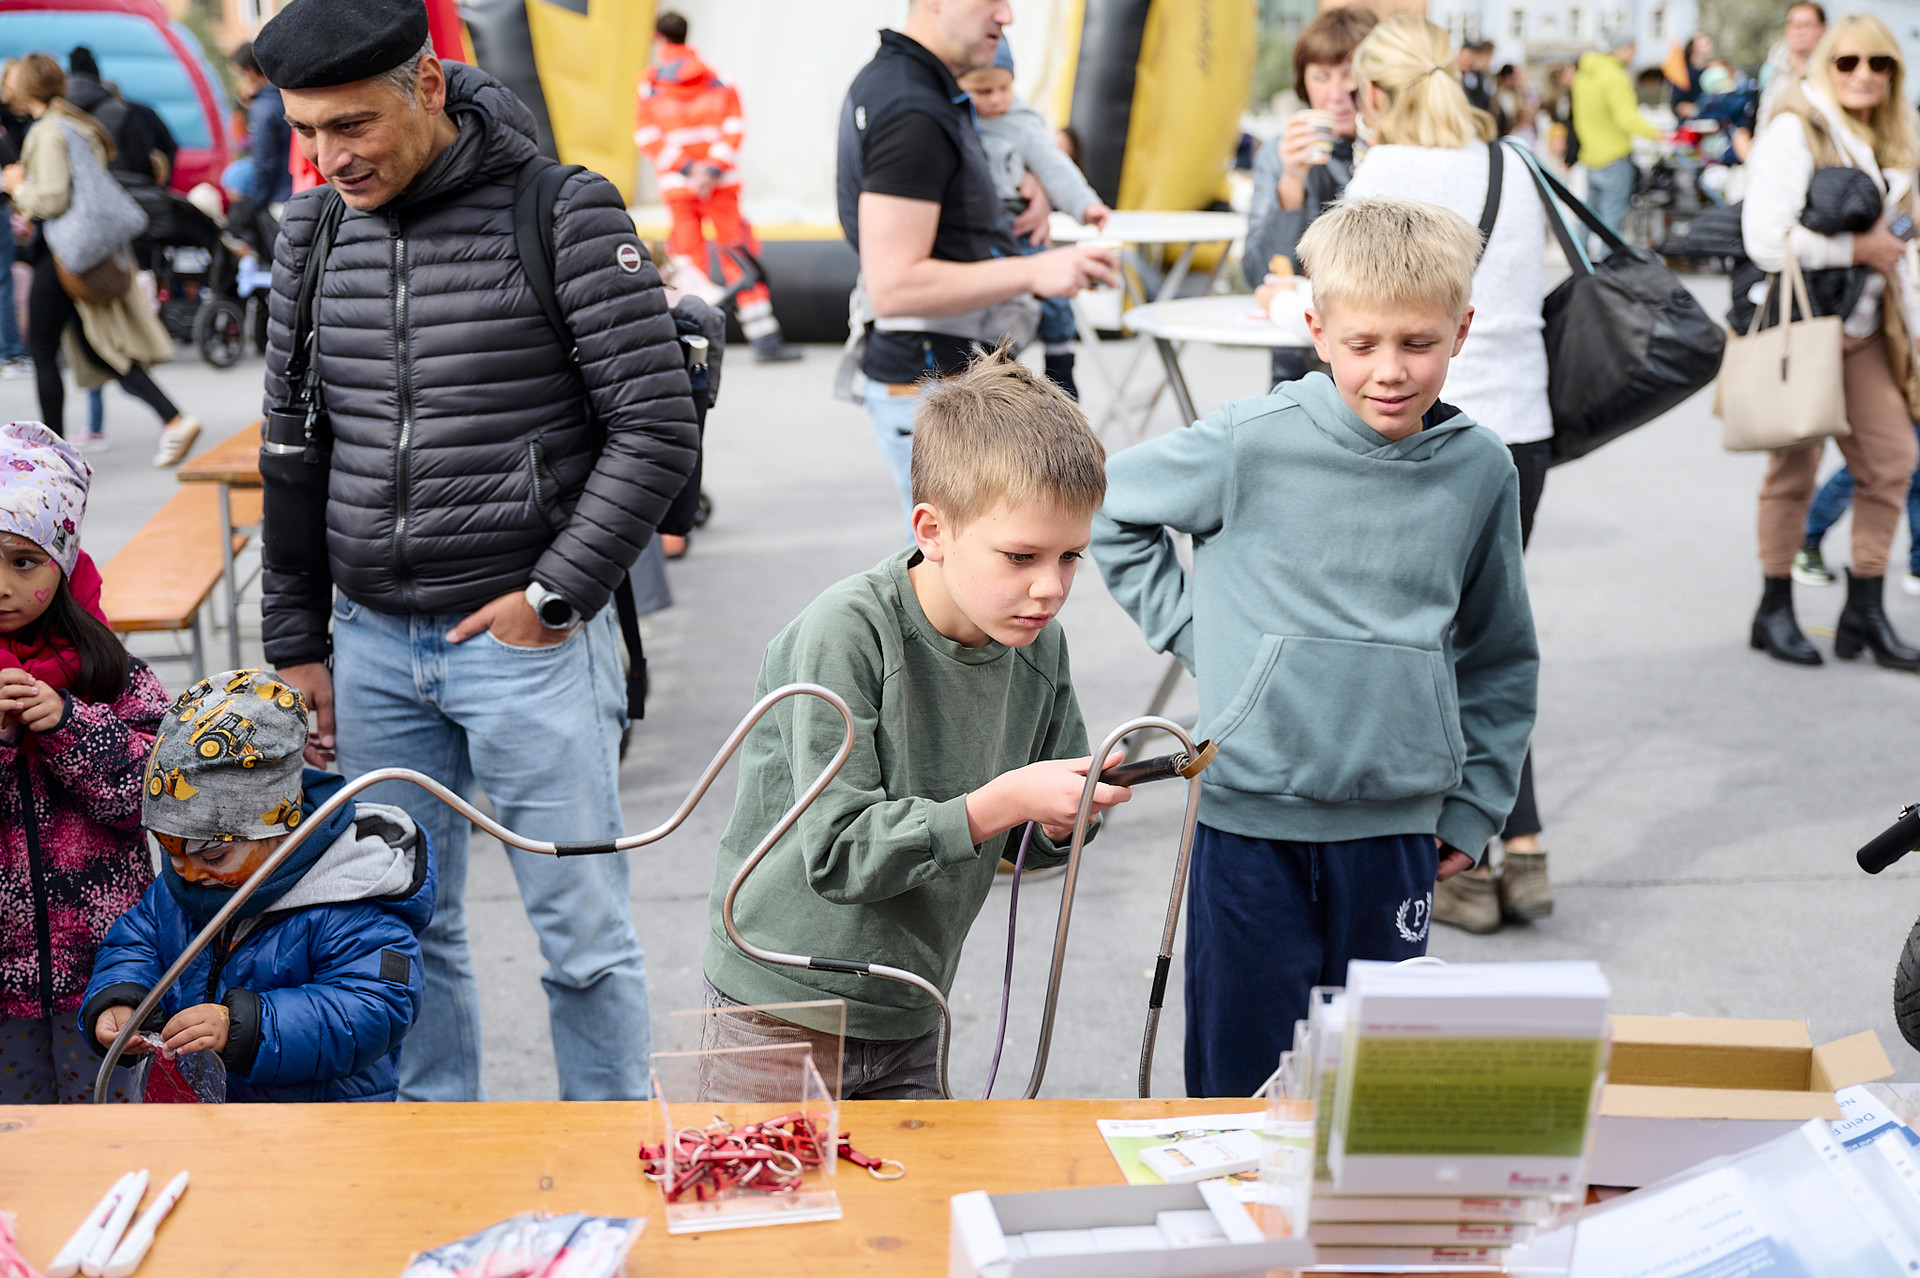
254, 0, 430, 91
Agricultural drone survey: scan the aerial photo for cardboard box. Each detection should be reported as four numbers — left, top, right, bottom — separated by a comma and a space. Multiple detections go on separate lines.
1589, 1016, 1894, 1187
948, 1181, 1315, 1278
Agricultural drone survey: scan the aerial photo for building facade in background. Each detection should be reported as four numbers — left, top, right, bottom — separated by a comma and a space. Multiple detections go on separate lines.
1427, 0, 1700, 66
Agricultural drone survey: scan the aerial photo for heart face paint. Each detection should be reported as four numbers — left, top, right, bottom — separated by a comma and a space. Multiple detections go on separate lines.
0, 533, 61, 635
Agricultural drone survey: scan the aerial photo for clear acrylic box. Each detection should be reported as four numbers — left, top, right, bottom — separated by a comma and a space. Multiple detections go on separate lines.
645, 1000, 846, 1234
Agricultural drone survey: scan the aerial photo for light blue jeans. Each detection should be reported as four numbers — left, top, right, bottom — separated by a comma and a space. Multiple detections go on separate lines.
864, 375, 921, 534
331, 595, 650, 1101
1585, 157, 1637, 255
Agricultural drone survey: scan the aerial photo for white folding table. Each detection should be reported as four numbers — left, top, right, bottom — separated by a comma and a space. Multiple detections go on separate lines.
1048, 211, 1248, 439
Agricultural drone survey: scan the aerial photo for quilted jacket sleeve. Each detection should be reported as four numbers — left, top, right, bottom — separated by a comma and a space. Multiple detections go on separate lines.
533, 169, 699, 615
259, 189, 335, 668
77, 883, 172, 1051
241, 901, 423, 1088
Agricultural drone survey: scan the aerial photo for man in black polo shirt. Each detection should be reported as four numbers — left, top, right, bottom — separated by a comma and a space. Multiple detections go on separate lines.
839, 0, 1115, 525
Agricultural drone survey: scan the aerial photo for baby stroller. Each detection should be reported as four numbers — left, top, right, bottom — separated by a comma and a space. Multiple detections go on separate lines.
134, 188, 252, 369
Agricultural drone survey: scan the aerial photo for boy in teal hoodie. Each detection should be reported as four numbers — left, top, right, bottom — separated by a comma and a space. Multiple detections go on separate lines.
1091, 197, 1537, 1097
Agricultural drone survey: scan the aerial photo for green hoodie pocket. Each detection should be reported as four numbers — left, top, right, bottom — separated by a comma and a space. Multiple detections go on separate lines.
1206, 635, 1464, 804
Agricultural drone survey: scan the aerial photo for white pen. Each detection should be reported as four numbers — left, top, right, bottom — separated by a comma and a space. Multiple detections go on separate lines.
104, 1171, 188, 1278
80, 1168, 146, 1278
46, 1172, 135, 1278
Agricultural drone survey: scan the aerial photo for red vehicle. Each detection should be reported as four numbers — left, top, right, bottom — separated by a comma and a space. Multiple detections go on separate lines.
0, 0, 230, 193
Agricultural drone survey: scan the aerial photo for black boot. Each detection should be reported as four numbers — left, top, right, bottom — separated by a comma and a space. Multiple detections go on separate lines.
1043, 352, 1079, 401
1835, 570, 1920, 669
1751, 575, 1822, 665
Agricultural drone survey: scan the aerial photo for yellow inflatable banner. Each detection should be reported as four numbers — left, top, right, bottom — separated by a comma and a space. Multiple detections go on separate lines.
524, 0, 656, 203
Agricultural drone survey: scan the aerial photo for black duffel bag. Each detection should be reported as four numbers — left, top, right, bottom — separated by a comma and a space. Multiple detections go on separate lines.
1502, 144, 1726, 466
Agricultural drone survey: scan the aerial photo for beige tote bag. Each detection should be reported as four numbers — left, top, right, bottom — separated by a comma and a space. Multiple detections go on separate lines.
1718, 248, 1849, 452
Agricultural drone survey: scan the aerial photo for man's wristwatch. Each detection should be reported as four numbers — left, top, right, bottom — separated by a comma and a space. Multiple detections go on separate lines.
524, 581, 580, 631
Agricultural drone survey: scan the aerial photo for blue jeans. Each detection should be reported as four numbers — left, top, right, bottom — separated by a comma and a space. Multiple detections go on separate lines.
1805, 426, 1920, 574
1585, 157, 1637, 251
1184, 826, 1437, 1098
1016, 237, 1077, 348
864, 374, 920, 535
0, 229, 24, 362
331, 596, 650, 1101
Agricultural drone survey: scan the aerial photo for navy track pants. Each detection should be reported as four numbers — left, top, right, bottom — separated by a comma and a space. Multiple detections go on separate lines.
1183, 825, 1439, 1098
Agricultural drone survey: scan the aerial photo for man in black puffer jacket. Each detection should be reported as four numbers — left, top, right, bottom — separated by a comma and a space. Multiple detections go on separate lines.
255, 0, 697, 1102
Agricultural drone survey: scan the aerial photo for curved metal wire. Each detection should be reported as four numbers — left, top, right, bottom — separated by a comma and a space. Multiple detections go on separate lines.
94, 682, 855, 1103
1020, 716, 1203, 1100
719, 713, 1207, 1101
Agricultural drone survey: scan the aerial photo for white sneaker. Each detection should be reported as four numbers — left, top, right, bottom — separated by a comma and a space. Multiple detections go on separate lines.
0, 358, 32, 380
1902, 573, 1920, 597
152, 417, 200, 468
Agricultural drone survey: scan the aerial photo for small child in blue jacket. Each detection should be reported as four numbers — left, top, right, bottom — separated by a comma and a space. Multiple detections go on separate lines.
81, 669, 434, 1102
1092, 197, 1538, 1098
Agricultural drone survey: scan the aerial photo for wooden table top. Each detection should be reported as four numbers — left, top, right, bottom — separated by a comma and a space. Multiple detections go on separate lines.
0, 1098, 1260, 1277
176, 420, 262, 487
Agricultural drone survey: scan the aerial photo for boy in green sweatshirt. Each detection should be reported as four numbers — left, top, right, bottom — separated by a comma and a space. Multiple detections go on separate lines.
701, 349, 1131, 1100
1091, 197, 1538, 1098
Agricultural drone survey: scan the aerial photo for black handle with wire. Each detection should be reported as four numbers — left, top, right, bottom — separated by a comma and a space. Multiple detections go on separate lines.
1858, 804, 1920, 874
1098, 740, 1217, 789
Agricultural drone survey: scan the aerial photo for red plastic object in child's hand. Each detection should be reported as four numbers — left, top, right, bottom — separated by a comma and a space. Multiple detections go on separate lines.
142, 1050, 203, 1103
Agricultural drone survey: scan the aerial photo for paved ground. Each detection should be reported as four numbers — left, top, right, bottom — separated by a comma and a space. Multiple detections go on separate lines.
21, 267, 1920, 1101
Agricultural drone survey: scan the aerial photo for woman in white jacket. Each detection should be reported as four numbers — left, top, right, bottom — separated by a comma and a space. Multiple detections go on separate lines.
1741, 14, 1920, 670
1341, 14, 1553, 934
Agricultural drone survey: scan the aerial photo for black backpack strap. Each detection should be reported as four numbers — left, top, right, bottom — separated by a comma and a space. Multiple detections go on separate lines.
270, 189, 347, 464
288, 191, 346, 409
1477, 137, 1504, 258
513, 158, 586, 354
510, 158, 652, 721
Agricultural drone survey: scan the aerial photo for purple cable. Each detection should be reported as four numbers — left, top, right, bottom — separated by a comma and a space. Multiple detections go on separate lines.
980, 821, 1036, 1099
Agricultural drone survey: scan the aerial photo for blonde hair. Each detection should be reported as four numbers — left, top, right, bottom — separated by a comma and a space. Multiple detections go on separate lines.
1296, 195, 1481, 319
1796, 14, 1917, 170
910, 343, 1107, 528
1352, 15, 1496, 149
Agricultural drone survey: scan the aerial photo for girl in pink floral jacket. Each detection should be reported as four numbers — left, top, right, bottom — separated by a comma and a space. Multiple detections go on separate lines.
0, 422, 168, 1103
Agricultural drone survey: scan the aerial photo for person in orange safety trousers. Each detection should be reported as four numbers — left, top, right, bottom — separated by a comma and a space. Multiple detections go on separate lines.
635, 10, 800, 363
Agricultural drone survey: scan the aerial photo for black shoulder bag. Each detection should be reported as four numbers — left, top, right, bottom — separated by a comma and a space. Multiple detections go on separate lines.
1506, 145, 1726, 466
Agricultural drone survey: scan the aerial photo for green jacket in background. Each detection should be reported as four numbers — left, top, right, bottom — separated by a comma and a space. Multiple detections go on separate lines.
703, 549, 1092, 1042
1090, 373, 1537, 861
1572, 50, 1658, 170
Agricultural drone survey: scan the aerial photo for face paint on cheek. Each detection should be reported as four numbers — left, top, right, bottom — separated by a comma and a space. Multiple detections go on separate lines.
32, 588, 47, 603
179, 840, 274, 886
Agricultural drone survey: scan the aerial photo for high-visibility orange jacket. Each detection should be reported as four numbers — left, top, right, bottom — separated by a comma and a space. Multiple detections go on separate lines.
634, 43, 744, 193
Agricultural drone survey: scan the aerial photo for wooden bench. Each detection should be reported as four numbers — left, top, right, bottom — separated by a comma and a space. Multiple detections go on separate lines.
100, 483, 262, 681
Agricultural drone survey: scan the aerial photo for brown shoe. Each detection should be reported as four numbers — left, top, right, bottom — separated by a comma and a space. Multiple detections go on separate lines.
1498, 850, 1555, 922
1434, 868, 1501, 934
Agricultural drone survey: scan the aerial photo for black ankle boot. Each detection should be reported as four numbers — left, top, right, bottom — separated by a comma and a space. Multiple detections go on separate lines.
1751, 575, 1822, 665
1043, 352, 1079, 401
1835, 570, 1920, 669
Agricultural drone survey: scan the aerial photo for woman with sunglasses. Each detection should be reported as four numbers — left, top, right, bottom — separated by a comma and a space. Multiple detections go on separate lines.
1742, 14, 1920, 670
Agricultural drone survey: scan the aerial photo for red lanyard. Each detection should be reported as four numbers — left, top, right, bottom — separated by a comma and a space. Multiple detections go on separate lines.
639, 1112, 904, 1202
